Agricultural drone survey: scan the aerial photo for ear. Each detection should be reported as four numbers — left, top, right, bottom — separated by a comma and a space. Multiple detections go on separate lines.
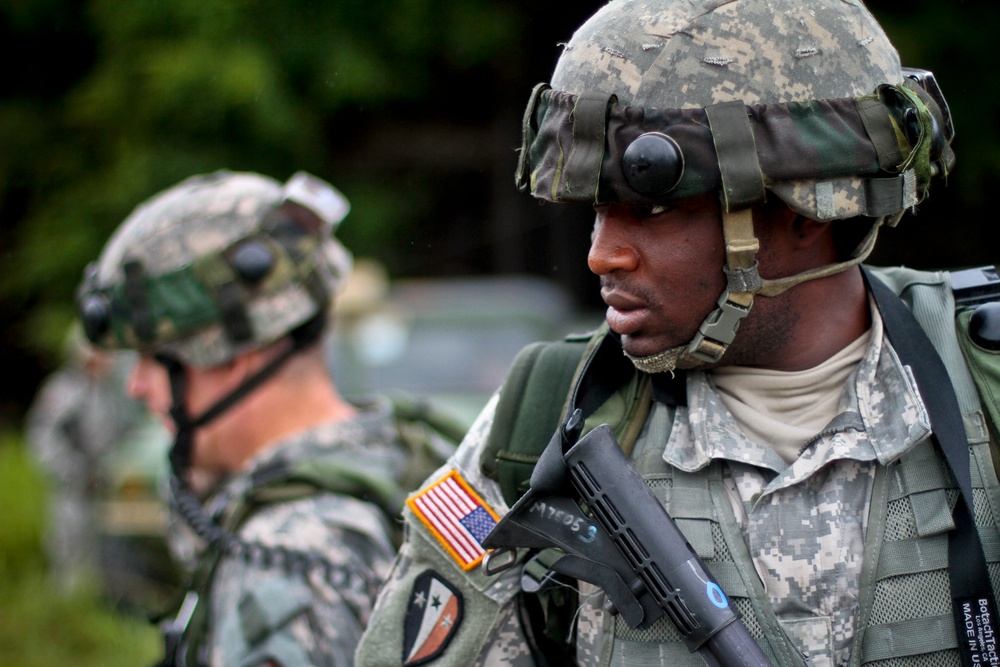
790, 214, 831, 249
216, 349, 257, 388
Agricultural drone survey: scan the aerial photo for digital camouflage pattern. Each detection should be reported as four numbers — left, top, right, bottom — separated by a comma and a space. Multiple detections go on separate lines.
519, 85, 924, 218
549, 0, 900, 108
541, 0, 907, 221
188, 397, 424, 666
356, 274, 996, 666
83, 170, 352, 368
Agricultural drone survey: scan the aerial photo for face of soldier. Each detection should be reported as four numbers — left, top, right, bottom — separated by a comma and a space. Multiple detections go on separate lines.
589, 193, 729, 361
127, 353, 252, 474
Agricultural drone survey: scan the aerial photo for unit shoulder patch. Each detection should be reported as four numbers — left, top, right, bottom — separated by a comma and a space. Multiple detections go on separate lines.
406, 470, 499, 571
402, 570, 464, 667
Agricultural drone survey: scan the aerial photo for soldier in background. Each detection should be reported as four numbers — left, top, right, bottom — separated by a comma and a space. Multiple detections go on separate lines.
77, 170, 455, 666
25, 327, 145, 593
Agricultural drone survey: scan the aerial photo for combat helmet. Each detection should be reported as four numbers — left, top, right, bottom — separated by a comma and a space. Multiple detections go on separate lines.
78, 170, 352, 368
517, 0, 955, 372
77, 170, 352, 478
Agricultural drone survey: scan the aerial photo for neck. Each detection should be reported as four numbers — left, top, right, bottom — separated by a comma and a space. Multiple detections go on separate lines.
232, 363, 356, 468
718, 264, 870, 373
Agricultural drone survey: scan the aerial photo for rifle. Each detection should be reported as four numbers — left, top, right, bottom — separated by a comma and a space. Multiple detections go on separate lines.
482, 409, 772, 667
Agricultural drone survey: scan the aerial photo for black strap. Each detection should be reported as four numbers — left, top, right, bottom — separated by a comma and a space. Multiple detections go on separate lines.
704, 101, 766, 211
863, 266, 999, 665
563, 92, 614, 200
124, 260, 157, 342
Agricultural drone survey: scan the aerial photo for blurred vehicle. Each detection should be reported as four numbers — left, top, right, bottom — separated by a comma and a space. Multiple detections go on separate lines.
327, 266, 595, 427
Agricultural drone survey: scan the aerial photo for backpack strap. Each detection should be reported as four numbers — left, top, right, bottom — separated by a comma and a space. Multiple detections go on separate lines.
480, 336, 592, 506
481, 325, 663, 508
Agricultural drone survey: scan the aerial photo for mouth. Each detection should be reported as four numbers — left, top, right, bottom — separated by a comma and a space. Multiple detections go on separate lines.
601, 288, 650, 336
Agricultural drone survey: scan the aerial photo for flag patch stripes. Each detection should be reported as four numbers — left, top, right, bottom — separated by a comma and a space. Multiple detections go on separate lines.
406, 470, 500, 571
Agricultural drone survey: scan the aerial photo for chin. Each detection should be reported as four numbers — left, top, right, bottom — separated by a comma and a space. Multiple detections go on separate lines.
621, 333, 675, 358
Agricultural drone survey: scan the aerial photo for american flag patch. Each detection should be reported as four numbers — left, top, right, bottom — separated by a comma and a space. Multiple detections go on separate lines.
407, 470, 500, 571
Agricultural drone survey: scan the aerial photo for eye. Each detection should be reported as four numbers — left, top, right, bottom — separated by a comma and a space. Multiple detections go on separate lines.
640, 204, 675, 217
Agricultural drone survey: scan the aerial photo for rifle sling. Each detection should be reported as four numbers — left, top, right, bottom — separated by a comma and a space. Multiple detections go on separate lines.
862, 266, 999, 667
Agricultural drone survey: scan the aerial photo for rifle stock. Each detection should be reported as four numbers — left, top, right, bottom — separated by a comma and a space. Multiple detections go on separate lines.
483, 410, 772, 667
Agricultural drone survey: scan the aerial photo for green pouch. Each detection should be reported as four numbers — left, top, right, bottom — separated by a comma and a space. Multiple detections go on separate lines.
956, 308, 1000, 440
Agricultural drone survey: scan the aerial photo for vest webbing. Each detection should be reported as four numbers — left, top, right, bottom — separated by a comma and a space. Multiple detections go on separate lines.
483, 265, 1000, 666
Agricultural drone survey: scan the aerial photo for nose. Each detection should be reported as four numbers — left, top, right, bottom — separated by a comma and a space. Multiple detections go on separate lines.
588, 205, 640, 275
127, 354, 156, 400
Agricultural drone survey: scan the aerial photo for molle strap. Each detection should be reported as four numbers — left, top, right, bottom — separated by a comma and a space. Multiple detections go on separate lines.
865, 171, 917, 218
704, 101, 766, 212
669, 472, 716, 560
516, 83, 550, 191
562, 91, 615, 202
123, 260, 156, 342
856, 95, 903, 171
198, 255, 253, 344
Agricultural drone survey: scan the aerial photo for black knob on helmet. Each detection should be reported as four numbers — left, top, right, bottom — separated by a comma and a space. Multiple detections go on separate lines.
230, 240, 275, 284
622, 132, 684, 196
80, 294, 111, 344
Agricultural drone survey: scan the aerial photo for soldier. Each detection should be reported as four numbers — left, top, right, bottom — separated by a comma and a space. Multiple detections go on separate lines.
357, 1, 1000, 666
78, 170, 455, 666
25, 327, 147, 593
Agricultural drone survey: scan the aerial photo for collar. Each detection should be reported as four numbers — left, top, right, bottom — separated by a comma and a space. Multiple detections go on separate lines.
662, 303, 931, 485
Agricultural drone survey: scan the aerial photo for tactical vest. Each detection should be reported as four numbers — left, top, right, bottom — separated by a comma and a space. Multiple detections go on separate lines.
482, 266, 1000, 666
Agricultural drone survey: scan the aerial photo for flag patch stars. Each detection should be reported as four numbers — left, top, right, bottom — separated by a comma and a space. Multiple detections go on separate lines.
402, 570, 464, 667
407, 470, 500, 571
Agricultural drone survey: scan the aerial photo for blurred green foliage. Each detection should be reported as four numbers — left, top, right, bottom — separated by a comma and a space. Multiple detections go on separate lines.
0, 0, 522, 366
0, 434, 161, 665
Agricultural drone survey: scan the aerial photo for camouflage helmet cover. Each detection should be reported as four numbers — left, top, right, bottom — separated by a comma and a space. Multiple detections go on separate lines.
540, 0, 916, 221
79, 170, 353, 368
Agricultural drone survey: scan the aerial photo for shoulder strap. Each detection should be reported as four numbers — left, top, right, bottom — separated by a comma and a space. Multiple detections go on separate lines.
481, 338, 591, 506
863, 266, 999, 667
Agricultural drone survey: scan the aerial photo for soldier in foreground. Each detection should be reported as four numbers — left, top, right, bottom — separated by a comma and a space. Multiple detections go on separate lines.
356, 0, 1000, 665
78, 170, 453, 666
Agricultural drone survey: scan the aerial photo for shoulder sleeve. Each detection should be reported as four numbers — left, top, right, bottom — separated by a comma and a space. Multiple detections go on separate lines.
356, 396, 539, 667
208, 494, 397, 666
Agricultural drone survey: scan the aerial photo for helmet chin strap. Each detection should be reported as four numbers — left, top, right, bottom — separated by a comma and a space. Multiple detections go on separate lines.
627, 205, 759, 374
626, 205, 885, 375
157, 330, 311, 481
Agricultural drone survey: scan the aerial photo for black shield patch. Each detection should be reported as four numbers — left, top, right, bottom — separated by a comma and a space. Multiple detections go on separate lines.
402, 570, 464, 666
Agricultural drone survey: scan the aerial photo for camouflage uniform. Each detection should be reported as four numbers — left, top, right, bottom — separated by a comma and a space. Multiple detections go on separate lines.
25, 344, 138, 590
357, 273, 1000, 666
192, 397, 422, 666
74, 170, 452, 666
